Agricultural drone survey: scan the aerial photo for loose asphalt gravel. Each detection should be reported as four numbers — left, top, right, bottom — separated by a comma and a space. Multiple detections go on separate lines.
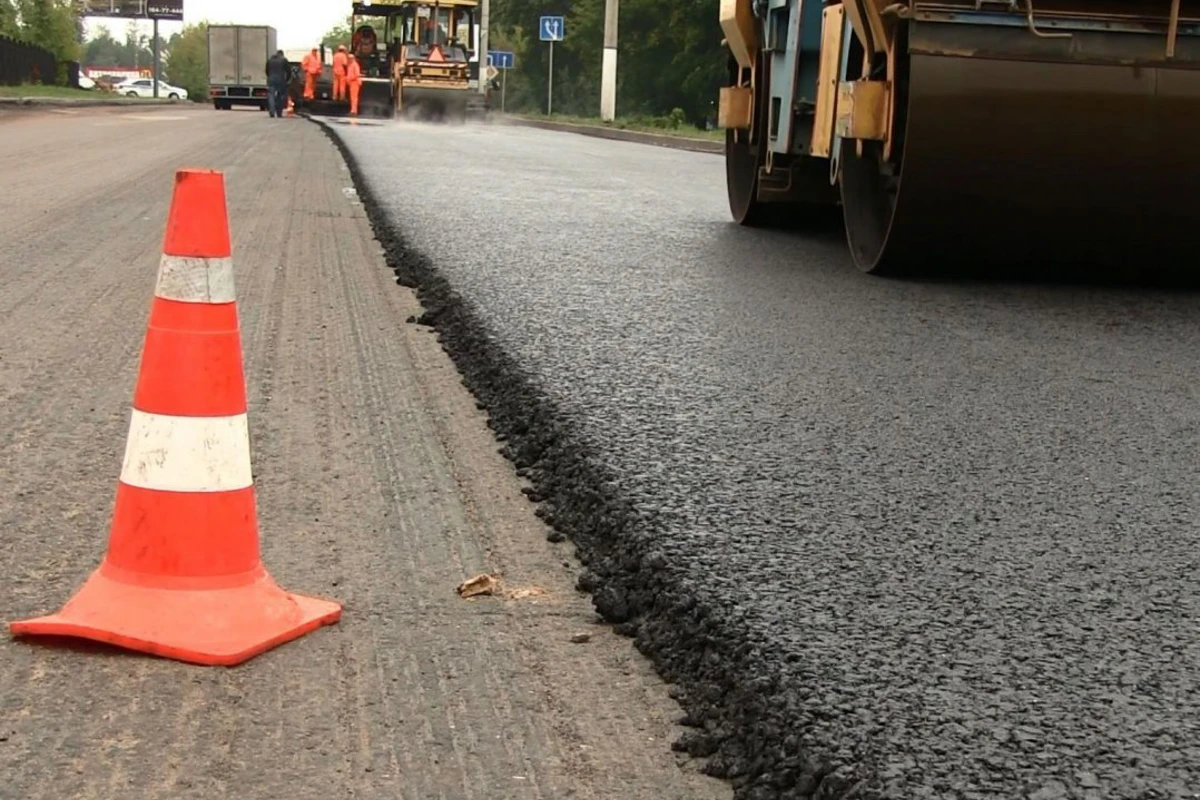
319, 116, 1200, 800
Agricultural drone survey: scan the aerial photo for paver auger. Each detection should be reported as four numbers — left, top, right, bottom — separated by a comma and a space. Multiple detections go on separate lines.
719, 2, 1200, 274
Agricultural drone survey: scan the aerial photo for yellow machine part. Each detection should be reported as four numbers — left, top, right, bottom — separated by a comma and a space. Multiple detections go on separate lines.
719, 0, 758, 71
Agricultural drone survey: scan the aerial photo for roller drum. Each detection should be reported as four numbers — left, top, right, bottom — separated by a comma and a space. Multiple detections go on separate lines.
400, 85, 471, 123
355, 80, 394, 118
840, 52, 1200, 274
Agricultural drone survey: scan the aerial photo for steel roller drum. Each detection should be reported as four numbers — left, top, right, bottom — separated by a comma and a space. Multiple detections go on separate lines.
400, 85, 470, 119
840, 51, 1200, 274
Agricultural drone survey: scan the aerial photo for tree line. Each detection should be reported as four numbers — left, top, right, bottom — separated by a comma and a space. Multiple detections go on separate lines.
0, 0, 81, 74
0, 0, 207, 96
81, 22, 210, 98
489, 0, 724, 128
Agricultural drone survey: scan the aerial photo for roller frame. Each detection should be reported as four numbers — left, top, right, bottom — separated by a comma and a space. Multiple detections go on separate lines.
717, 1, 1200, 274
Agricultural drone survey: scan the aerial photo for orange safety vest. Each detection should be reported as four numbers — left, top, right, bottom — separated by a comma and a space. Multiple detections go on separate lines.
332, 51, 348, 76
303, 53, 322, 75
347, 60, 362, 84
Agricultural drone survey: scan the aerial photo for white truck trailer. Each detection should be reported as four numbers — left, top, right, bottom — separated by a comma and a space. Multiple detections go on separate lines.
207, 24, 278, 111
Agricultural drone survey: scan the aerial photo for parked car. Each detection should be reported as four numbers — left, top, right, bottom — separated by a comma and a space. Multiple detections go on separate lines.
112, 78, 189, 100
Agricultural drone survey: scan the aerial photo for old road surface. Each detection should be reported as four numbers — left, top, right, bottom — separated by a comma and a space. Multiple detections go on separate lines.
320, 117, 1200, 800
0, 106, 731, 800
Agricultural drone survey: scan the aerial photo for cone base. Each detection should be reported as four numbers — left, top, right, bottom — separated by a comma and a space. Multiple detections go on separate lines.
9, 565, 342, 666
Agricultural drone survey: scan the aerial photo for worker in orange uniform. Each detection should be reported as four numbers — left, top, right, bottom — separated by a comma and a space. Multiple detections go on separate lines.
332, 44, 348, 102
301, 47, 322, 101
346, 53, 362, 116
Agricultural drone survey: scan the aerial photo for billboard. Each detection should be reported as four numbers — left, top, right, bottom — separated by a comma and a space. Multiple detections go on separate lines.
82, 0, 184, 21
83, 65, 153, 81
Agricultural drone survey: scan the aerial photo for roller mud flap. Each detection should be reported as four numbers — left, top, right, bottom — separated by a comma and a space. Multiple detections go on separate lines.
839, 54, 1200, 277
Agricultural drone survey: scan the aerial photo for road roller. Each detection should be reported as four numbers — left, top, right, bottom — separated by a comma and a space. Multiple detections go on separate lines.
719, 2, 1200, 274
348, 0, 484, 122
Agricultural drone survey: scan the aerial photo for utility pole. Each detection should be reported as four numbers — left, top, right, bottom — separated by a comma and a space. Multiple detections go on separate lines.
152, 17, 160, 98
599, 0, 618, 121
478, 0, 489, 96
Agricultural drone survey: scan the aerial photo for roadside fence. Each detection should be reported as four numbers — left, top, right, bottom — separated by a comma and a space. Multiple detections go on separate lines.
0, 34, 58, 87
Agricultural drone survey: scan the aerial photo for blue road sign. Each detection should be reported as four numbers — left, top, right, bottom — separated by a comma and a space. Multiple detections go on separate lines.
539, 15, 565, 42
487, 50, 516, 70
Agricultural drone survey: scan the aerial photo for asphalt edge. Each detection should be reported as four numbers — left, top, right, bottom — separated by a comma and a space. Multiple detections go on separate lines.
307, 115, 872, 800
497, 114, 723, 155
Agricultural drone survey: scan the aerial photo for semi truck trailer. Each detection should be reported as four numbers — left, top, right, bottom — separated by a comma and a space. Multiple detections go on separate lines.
208, 24, 278, 111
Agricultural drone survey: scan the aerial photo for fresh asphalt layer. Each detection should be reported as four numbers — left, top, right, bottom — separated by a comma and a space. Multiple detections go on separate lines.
317, 116, 1200, 800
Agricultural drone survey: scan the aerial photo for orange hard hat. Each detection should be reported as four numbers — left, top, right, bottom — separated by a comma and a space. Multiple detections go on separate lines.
338, 44, 346, 51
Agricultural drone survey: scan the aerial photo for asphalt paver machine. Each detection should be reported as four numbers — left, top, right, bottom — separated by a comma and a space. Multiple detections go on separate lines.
350, 0, 484, 121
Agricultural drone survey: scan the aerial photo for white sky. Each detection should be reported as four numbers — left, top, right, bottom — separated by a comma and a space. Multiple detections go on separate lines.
83, 0, 347, 51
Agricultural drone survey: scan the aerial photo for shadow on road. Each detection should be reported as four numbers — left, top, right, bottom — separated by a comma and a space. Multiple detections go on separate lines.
722, 213, 1200, 294
896, 262, 1200, 293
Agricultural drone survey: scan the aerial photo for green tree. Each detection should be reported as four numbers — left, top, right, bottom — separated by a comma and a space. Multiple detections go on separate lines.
322, 17, 352, 49
14, 0, 79, 81
489, 0, 723, 126
0, 0, 19, 38
83, 24, 152, 67
163, 21, 207, 99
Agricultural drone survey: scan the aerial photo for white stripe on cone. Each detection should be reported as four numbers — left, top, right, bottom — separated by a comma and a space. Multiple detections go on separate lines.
120, 409, 253, 492
155, 254, 236, 304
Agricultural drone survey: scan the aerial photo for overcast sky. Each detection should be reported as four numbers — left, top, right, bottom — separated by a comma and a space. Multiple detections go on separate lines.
84, 0, 346, 50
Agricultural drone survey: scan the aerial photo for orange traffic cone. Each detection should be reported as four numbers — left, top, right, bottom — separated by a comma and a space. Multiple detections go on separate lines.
286, 95, 295, 117
9, 169, 342, 666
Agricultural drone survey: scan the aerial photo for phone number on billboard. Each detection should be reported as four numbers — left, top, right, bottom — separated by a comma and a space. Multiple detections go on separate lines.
82, 1, 183, 20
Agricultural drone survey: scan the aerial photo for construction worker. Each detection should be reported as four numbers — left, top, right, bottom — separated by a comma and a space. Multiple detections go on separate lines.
332, 44, 348, 102
346, 53, 362, 116
301, 47, 322, 101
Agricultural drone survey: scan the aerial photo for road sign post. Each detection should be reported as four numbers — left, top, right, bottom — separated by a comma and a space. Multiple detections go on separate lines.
600, 0, 618, 120
480, 0, 489, 96
487, 50, 515, 112
152, 17, 159, 98
538, 15, 564, 115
